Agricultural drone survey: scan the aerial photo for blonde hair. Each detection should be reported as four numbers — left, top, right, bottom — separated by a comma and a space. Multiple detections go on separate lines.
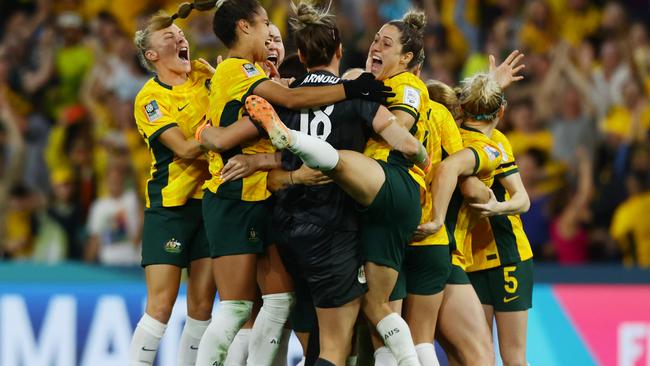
426, 79, 462, 121
457, 73, 505, 122
133, 1, 217, 71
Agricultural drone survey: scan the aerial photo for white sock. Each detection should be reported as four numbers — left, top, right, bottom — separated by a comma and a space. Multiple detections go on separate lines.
296, 357, 306, 366
247, 292, 295, 366
288, 130, 339, 171
129, 313, 166, 366
225, 328, 251, 366
347, 355, 358, 366
178, 317, 211, 365
374, 347, 398, 366
196, 300, 253, 366
415, 343, 440, 366
271, 328, 292, 366
376, 313, 420, 366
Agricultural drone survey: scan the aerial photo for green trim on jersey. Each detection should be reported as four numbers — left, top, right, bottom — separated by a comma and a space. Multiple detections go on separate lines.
153, 76, 173, 90
147, 136, 175, 207
488, 180, 521, 264
495, 167, 519, 179
148, 122, 177, 142
467, 146, 480, 175
445, 188, 464, 250
388, 105, 419, 121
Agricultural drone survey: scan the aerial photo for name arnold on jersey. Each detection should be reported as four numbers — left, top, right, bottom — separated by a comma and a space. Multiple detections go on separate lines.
301, 74, 340, 85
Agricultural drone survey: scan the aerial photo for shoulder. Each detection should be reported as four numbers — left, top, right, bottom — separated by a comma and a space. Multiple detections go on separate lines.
134, 79, 161, 105
217, 58, 264, 79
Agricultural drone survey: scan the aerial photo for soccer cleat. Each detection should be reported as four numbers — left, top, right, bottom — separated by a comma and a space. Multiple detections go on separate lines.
245, 95, 293, 150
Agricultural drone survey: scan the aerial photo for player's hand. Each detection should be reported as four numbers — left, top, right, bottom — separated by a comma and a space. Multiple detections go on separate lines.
342, 72, 395, 103
469, 189, 501, 217
412, 220, 443, 242
221, 154, 258, 182
489, 50, 525, 90
291, 164, 332, 186
198, 58, 216, 74
263, 60, 281, 80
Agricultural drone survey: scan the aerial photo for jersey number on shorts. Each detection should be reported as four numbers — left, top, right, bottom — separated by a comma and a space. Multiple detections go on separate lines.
300, 105, 334, 140
503, 266, 518, 294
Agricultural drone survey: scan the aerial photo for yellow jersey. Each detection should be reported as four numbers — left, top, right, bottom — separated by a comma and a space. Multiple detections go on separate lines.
411, 101, 454, 246
464, 130, 534, 272
610, 191, 650, 267
134, 60, 212, 208
363, 72, 427, 189
447, 125, 503, 269
203, 58, 275, 201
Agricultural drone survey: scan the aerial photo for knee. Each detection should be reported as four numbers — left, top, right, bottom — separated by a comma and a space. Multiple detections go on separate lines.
187, 296, 215, 320
501, 348, 527, 366
262, 292, 295, 320
147, 301, 174, 323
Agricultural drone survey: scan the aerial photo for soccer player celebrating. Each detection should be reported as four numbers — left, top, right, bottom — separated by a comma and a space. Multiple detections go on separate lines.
184, 1, 393, 365
129, 4, 217, 366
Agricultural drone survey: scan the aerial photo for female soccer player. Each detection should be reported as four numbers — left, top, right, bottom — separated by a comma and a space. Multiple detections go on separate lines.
129, 5, 217, 366
184, 1, 393, 365
243, 11, 434, 354
418, 52, 524, 366
464, 128, 534, 366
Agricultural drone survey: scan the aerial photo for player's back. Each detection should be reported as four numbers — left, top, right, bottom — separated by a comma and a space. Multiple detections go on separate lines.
274, 70, 380, 231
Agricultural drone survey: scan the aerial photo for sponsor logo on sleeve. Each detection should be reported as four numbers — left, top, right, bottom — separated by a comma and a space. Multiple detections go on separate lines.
242, 63, 260, 78
145, 100, 163, 122
403, 86, 421, 109
483, 145, 501, 161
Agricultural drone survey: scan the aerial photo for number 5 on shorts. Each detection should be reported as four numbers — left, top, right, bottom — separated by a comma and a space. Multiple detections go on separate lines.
503, 266, 518, 294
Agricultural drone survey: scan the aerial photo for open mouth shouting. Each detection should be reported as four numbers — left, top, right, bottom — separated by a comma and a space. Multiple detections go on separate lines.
370, 55, 383, 73
178, 46, 189, 63
267, 53, 278, 66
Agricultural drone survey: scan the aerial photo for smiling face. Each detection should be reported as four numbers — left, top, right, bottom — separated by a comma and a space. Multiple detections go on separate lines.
267, 24, 285, 67
146, 24, 190, 74
367, 24, 411, 81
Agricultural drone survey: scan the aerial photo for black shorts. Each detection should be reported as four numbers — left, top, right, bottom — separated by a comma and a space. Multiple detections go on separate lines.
276, 220, 367, 308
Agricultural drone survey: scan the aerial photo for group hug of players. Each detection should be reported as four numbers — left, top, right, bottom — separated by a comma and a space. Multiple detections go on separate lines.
128, 1, 534, 366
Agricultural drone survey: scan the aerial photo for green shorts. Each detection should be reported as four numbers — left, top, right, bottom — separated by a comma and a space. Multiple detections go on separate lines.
202, 191, 271, 257
446, 264, 471, 285
360, 162, 421, 271
141, 199, 210, 267
404, 245, 451, 295
467, 259, 534, 312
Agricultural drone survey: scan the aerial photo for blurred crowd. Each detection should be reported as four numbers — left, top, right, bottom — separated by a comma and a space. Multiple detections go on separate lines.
0, 0, 649, 267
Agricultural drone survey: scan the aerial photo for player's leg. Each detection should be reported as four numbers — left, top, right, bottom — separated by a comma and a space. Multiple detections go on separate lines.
436, 281, 495, 365
131, 265, 182, 365
131, 205, 191, 366
495, 311, 528, 366
490, 259, 533, 366
248, 243, 294, 366
371, 300, 402, 366
316, 298, 362, 365
197, 195, 265, 365
179, 258, 215, 365
180, 209, 217, 365
403, 245, 450, 366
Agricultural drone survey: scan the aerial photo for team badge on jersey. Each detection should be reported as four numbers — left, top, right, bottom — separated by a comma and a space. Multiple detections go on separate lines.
164, 238, 182, 254
242, 63, 260, 78
483, 145, 501, 161
144, 100, 163, 122
497, 143, 509, 163
403, 86, 421, 109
